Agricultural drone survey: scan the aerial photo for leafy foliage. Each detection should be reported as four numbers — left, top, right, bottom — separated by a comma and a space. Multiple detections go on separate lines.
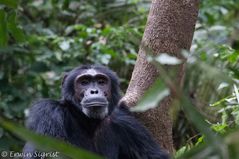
0, 0, 239, 159
0, 0, 145, 152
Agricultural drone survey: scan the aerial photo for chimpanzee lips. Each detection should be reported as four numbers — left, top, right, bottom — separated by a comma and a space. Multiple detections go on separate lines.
81, 97, 108, 108
84, 102, 108, 108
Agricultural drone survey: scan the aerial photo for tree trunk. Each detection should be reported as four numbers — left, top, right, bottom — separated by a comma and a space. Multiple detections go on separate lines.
121, 0, 200, 154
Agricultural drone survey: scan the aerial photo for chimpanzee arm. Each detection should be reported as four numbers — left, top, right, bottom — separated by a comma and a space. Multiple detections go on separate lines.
23, 99, 66, 158
111, 105, 169, 159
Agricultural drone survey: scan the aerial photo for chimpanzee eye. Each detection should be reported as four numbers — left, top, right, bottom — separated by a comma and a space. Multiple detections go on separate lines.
98, 79, 106, 85
80, 79, 90, 86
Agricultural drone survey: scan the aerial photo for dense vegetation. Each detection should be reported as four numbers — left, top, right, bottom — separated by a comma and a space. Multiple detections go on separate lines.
0, 0, 239, 158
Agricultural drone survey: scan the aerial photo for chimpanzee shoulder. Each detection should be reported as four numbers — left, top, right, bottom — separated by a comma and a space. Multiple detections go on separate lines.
26, 99, 67, 139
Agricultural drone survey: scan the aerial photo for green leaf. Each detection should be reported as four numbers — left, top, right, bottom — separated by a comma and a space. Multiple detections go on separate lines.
179, 95, 228, 159
7, 11, 25, 42
62, 0, 69, 10
0, 9, 8, 47
131, 79, 170, 112
175, 146, 187, 158
176, 143, 207, 159
0, 117, 103, 159
225, 131, 239, 159
0, 0, 18, 8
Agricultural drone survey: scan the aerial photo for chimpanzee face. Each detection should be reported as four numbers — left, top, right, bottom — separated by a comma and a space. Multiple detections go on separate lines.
74, 69, 112, 119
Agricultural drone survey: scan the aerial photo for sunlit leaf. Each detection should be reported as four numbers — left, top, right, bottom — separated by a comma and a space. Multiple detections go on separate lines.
155, 53, 182, 65
217, 82, 229, 90
100, 54, 111, 65
59, 40, 70, 51
131, 79, 170, 112
233, 85, 239, 104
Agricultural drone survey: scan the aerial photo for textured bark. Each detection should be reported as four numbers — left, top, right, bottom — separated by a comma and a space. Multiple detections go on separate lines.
121, 0, 200, 154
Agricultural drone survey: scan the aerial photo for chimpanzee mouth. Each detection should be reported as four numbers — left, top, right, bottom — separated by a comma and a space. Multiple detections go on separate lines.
84, 102, 108, 108
82, 104, 109, 119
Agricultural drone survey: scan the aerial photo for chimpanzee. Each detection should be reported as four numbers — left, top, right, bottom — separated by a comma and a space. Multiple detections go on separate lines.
23, 65, 169, 159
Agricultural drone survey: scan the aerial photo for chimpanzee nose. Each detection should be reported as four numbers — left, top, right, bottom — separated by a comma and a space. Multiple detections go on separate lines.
90, 89, 99, 94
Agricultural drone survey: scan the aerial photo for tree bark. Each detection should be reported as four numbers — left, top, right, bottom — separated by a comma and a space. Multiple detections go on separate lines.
121, 0, 200, 154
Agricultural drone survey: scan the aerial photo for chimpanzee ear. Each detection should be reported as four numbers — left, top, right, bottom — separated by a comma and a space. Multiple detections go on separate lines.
61, 72, 68, 86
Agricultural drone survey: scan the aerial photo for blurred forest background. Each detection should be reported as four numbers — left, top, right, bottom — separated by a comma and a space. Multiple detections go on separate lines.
0, 0, 239, 158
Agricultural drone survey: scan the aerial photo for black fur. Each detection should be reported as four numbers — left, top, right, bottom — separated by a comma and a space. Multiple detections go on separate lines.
23, 65, 169, 159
